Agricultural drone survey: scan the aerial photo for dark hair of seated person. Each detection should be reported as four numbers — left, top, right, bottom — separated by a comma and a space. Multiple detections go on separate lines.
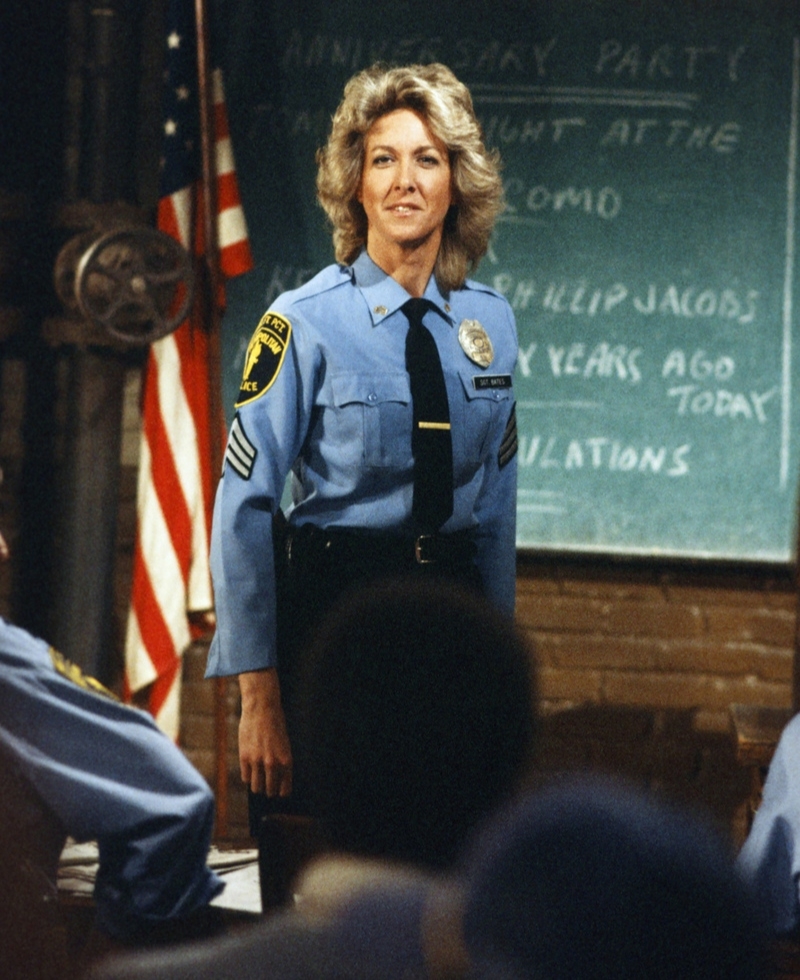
459, 776, 769, 980
297, 577, 537, 870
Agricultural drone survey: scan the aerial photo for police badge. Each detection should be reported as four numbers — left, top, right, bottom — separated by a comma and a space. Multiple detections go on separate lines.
458, 319, 494, 368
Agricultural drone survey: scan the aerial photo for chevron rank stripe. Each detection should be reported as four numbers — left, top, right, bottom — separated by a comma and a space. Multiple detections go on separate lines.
225, 414, 257, 480
498, 403, 518, 469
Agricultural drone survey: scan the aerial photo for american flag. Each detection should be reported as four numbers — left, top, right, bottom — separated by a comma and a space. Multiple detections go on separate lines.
124, 0, 252, 738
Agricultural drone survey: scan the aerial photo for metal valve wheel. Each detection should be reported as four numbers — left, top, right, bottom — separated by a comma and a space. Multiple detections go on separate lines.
73, 226, 193, 345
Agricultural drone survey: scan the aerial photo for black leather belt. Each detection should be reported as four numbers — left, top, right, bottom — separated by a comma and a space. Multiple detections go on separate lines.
285, 523, 477, 570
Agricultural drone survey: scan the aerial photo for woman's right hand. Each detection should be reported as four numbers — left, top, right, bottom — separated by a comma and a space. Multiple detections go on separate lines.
238, 668, 293, 797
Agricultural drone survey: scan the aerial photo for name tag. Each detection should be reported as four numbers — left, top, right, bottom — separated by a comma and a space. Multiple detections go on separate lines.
473, 374, 513, 390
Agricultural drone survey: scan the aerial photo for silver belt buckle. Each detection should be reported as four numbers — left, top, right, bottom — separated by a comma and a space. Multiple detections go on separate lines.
414, 534, 435, 564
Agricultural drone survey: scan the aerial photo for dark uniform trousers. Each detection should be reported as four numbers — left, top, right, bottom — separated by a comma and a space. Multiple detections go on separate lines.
248, 515, 482, 834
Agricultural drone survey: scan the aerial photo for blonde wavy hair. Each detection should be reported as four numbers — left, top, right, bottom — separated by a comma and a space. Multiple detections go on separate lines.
316, 62, 504, 294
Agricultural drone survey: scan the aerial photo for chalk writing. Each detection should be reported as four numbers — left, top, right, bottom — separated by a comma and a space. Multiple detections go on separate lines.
595, 40, 748, 82
633, 285, 758, 322
516, 343, 537, 378
547, 343, 642, 383
502, 183, 623, 219
483, 116, 587, 146
662, 349, 735, 381
278, 31, 749, 84
519, 433, 691, 475
667, 385, 777, 421
279, 32, 559, 76
492, 275, 760, 323
480, 114, 741, 153
599, 118, 741, 151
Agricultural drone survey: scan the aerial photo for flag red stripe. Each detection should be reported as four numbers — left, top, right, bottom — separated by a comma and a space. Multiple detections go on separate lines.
147, 658, 182, 727
217, 171, 241, 213
220, 238, 253, 278
129, 542, 180, 679
142, 367, 193, 582
158, 195, 183, 246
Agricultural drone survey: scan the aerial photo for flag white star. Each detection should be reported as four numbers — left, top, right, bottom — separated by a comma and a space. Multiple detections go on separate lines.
176, 85, 190, 101
164, 119, 177, 136
167, 31, 181, 49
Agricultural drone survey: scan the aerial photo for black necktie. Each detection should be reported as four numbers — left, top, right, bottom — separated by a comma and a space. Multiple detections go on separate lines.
403, 298, 453, 532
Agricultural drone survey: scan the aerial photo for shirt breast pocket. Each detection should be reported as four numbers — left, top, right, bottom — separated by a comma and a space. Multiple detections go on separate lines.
453, 372, 513, 473
328, 372, 412, 469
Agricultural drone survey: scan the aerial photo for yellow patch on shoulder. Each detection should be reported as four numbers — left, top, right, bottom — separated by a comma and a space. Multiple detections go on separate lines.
235, 311, 292, 407
49, 647, 120, 701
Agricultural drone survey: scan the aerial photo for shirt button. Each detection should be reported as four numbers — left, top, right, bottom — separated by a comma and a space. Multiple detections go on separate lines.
368, 392, 378, 403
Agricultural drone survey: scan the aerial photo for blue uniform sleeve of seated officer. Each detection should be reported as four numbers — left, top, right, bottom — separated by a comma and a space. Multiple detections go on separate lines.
0, 618, 223, 942
736, 713, 800, 934
470, 292, 519, 617
206, 302, 317, 677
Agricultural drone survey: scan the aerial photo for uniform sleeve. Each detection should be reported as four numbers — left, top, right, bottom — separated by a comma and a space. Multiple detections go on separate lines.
0, 625, 223, 942
736, 715, 800, 934
206, 308, 317, 676
472, 300, 518, 617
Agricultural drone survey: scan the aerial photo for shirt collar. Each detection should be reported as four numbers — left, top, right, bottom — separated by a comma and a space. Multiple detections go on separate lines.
351, 250, 454, 327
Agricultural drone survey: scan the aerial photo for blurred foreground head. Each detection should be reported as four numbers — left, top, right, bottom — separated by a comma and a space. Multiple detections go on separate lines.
460, 776, 768, 980
87, 778, 767, 980
300, 577, 537, 869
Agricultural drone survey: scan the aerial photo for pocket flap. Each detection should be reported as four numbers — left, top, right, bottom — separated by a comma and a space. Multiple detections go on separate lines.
330, 372, 411, 407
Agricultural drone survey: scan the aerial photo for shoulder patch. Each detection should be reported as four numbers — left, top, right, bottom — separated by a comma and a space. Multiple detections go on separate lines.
49, 646, 119, 701
225, 414, 257, 480
498, 402, 518, 469
235, 311, 292, 407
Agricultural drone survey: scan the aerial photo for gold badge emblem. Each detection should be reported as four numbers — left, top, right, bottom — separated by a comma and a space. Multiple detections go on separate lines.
458, 319, 494, 368
236, 311, 292, 407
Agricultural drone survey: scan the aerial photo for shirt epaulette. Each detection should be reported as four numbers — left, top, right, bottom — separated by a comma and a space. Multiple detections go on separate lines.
462, 277, 508, 302
276, 263, 352, 308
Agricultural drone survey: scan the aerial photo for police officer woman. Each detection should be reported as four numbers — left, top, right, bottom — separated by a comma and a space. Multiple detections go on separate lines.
206, 62, 519, 817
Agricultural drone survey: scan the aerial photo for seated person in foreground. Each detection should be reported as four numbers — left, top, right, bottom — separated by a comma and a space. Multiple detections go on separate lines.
0, 607, 223, 978
737, 710, 800, 934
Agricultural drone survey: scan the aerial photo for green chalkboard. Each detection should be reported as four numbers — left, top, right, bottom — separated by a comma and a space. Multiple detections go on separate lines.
215, 0, 800, 562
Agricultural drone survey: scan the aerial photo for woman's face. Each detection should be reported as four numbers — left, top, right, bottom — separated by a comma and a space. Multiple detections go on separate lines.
358, 108, 452, 265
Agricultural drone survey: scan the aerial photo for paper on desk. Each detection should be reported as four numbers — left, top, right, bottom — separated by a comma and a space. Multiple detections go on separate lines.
58, 840, 262, 914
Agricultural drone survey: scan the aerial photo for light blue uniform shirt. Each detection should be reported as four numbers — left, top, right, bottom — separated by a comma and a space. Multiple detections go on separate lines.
737, 712, 800, 934
0, 618, 223, 940
207, 251, 518, 677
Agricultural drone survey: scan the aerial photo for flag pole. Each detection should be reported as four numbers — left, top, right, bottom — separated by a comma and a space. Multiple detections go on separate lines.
194, 0, 229, 838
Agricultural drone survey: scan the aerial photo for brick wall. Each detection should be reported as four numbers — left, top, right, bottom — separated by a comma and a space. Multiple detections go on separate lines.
516, 555, 796, 732
513, 557, 795, 845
